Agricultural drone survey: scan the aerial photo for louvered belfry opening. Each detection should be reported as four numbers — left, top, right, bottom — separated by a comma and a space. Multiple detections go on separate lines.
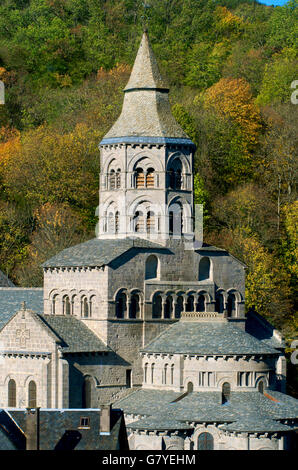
146, 168, 155, 187
146, 211, 155, 233
136, 168, 145, 188
134, 211, 145, 232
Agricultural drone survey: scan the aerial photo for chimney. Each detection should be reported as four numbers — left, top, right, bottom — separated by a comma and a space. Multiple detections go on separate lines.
25, 407, 40, 450
100, 404, 111, 435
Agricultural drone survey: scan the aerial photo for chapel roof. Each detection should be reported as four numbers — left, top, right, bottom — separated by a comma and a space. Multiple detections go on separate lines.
0, 288, 44, 330
100, 32, 193, 144
114, 390, 298, 433
141, 321, 280, 356
37, 314, 111, 353
42, 237, 168, 269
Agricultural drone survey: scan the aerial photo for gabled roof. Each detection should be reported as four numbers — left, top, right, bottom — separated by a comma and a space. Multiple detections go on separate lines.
42, 237, 168, 268
37, 314, 110, 353
141, 321, 280, 356
0, 288, 44, 330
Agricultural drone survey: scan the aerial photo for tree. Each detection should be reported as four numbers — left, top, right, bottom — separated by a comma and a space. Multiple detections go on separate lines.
15, 202, 89, 286
256, 49, 298, 106
1, 123, 101, 227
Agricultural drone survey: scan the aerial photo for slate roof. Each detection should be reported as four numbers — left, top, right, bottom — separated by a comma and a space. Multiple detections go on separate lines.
1, 408, 128, 450
43, 237, 167, 268
114, 389, 298, 433
141, 321, 280, 356
37, 314, 110, 353
0, 288, 44, 330
101, 32, 191, 142
124, 31, 168, 92
0, 271, 14, 287
221, 416, 293, 433
113, 389, 181, 416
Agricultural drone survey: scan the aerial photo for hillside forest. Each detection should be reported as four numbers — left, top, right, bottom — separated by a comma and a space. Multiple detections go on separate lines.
0, 1, 297, 393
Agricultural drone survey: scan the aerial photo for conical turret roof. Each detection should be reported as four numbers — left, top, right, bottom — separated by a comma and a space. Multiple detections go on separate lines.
124, 31, 168, 91
101, 32, 193, 145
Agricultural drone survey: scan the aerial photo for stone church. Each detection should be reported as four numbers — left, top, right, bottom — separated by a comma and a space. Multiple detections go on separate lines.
0, 32, 297, 450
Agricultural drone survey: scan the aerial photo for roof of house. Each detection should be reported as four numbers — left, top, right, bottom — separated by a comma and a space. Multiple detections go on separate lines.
101, 32, 192, 144
0, 271, 14, 287
0, 288, 44, 330
114, 389, 298, 433
141, 321, 280, 356
0, 408, 128, 450
42, 237, 168, 268
37, 314, 110, 354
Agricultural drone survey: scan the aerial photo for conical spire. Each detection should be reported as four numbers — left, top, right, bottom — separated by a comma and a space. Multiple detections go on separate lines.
101, 32, 193, 143
124, 31, 168, 91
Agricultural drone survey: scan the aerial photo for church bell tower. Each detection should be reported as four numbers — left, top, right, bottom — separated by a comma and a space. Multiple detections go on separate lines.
98, 31, 196, 242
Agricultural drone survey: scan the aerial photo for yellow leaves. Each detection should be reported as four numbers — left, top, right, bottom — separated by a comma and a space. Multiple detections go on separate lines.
282, 201, 298, 277
0, 127, 20, 166
204, 77, 261, 152
241, 234, 292, 326
215, 6, 244, 32
53, 73, 72, 87
0, 67, 16, 86
97, 63, 131, 82
1, 123, 101, 214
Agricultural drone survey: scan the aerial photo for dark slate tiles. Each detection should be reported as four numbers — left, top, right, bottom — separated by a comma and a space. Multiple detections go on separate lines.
37, 315, 110, 353
42, 237, 165, 268
142, 321, 279, 355
0, 288, 44, 330
116, 389, 298, 432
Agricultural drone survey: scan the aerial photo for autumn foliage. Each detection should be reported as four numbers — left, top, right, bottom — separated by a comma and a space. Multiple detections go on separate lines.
0, 0, 297, 390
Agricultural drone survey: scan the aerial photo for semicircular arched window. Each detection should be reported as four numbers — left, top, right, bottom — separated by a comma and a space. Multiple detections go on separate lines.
8, 379, 16, 407
109, 169, 116, 190
215, 292, 224, 314
116, 292, 127, 318
130, 293, 140, 319
135, 168, 145, 188
82, 376, 92, 408
165, 296, 173, 319
222, 382, 231, 404
81, 296, 89, 318
199, 257, 211, 281
258, 381, 264, 394
63, 295, 71, 316
152, 294, 162, 319
198, 432, 214, 450
146, 168, 155, 188
145, 255, 159, 280
227, 292, 236, 317
28, 380, 37, 408
175, 296, 184, 318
